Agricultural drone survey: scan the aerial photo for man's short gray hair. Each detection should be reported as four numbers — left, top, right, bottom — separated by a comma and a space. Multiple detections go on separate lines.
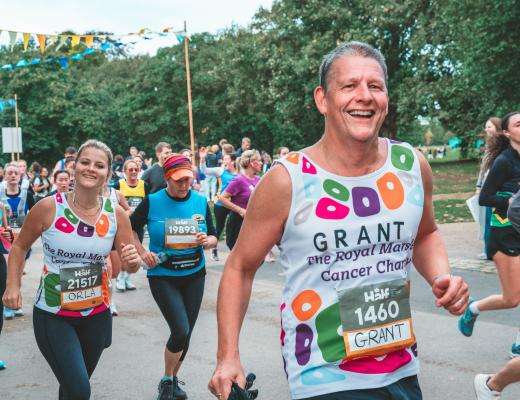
319, 41, 388, 91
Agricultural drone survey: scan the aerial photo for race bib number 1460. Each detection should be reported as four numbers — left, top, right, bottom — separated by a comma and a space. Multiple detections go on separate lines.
338, 279, 415, 360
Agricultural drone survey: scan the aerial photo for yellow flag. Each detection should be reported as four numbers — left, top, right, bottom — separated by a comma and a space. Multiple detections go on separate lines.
85, 35, 94, 48
37, 34, 46, 53
23, 33, 31, 51
138, 28, 146, 35
71, 35, 81, 48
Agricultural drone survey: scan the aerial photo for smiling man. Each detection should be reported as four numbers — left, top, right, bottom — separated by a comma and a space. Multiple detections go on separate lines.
209, 41, 469, 400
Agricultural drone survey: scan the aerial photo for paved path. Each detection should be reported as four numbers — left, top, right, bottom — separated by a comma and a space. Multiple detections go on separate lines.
2, 222, 520, 399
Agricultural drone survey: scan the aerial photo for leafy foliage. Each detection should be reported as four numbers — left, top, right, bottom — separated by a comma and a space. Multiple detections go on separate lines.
0, 0, 518, 166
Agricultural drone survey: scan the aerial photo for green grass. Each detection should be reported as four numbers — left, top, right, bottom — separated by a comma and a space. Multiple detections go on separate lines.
434, 199, 474, 224
430, 161, 480, 195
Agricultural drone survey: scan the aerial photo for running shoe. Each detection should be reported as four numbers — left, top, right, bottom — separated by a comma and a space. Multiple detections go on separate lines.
115, 273, 126, 292
458, 298, 478, 337
172, 376, 187, 400
156, 379, 174, 400
474, 374, 501, 399
211, 248, 219, 262
510, 343, 520, 358
14, 308, 24, 317
3, 307, 15, 320
110, 302, 119, 316
0, 360, 5, 370
125, 275, 136, 291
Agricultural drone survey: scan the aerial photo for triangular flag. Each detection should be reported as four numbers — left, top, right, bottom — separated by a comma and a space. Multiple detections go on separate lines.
1, 64, 13, 71
71, 53, 83, 60
176, 33, 184, 44
37, 34, 46, 53
8, 99, 16, 107
138, 28, 146, 35
58, 57, 68, 69
85, 35, 94, 48
23, 33, 31, 51
9, 31, 18, 50
56, 36, 68, 51
16, 59, 28, 67
30, 58, 41, 65
100, 42, 111, 51
71, 35, 81, 48
0, 102, 4, 111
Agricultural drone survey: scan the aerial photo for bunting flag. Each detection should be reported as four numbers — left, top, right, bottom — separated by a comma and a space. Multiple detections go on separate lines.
0, 26, 185, 54
23, 32, 30, 51
37, 34, 46, 53
0, 99, 16, 112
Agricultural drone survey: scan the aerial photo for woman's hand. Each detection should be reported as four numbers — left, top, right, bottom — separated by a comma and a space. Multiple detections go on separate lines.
237, 208, 246, 218
120, 243, 141, 272
196, 232, 210, 248
141, 251, 159, 268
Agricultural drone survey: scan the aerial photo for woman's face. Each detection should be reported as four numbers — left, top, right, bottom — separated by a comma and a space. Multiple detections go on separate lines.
223, 155, 234, 171
55, 173, 70, 192
133, 156, 143, 169
250, 157, 263, 173
74, 147, 110, 190
505, 114, 520, 145
167, 176, 192, 198
125, 161, 139, 181
485, 120, 498, 137
41, 168, 49, 178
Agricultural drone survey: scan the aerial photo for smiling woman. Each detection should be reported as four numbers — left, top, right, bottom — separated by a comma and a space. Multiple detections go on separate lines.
2, 139, 142, 399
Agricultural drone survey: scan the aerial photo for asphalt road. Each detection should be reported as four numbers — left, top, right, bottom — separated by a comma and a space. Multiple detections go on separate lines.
2, 222, 520, 399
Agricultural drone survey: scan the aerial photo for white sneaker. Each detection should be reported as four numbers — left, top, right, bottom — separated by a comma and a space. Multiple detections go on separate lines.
474, 374, 501, 399
477, 253, 488, 260
125, 275, 136, 291
110, 302, 119, 316
14, 308, 24, 317
115, 273, 126, 292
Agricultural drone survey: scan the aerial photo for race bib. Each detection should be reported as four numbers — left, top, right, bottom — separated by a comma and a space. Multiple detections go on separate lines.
338, 279, 415, 361
60, 264, 103, 311
165, 219, 198, 249
127, 196, 143, 212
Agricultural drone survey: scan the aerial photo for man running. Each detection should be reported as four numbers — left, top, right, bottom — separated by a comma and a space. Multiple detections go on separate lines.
142, 142, 172, 194
209, 41, 469, 400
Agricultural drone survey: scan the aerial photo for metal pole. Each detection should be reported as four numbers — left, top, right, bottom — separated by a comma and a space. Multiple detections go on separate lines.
183, 21, 196, 166
14, 94, 20, 161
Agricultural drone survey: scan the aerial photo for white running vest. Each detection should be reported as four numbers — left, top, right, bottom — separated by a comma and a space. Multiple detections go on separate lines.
276, 139, 424, 399
34, 193, 117, 317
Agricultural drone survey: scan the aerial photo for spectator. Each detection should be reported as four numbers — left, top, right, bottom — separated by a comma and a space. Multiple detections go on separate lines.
52, 146, 76, 174
142, 142, 172, 194
236, 137, 251, 157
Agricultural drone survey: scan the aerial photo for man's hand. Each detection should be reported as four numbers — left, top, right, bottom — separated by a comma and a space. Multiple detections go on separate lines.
432, 274, 469, 315
208, 358, 246, 400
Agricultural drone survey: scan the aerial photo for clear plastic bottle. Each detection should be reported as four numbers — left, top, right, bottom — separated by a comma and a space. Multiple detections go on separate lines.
140, 252, 168, 270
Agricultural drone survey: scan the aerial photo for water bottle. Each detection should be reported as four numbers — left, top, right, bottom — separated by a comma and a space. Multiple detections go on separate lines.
140, 252, 169, 270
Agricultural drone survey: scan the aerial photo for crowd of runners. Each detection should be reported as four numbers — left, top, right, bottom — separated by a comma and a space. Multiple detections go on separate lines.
0, 41, 519, 400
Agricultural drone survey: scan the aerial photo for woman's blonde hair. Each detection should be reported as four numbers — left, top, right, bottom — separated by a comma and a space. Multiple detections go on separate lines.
239, 149, 261, 170
76, 139, 113, 183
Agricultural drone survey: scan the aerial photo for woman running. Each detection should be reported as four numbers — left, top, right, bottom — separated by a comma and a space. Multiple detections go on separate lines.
2, 139, 141, 399
219, 150, 262, 251
112, 159, 149, 293
199, 149, 238, 261
459, 112, 520, 357
0, 201, 11, 370
130, 153, 217, 400
32, 167, 51, 202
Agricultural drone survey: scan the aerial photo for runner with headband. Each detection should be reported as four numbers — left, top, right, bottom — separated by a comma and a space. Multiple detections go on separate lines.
2, 139, 141, 399
131, 153, 217, 400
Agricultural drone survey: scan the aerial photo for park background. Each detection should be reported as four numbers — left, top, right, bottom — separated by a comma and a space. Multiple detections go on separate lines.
0, 0, 519, 222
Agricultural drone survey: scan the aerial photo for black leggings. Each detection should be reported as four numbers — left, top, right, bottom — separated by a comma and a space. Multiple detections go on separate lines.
225, 211, 243, 250
214, 204, 230, 239
0, 255, 6, 335
33, 307, 112, 400
148, 273, 205, 361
